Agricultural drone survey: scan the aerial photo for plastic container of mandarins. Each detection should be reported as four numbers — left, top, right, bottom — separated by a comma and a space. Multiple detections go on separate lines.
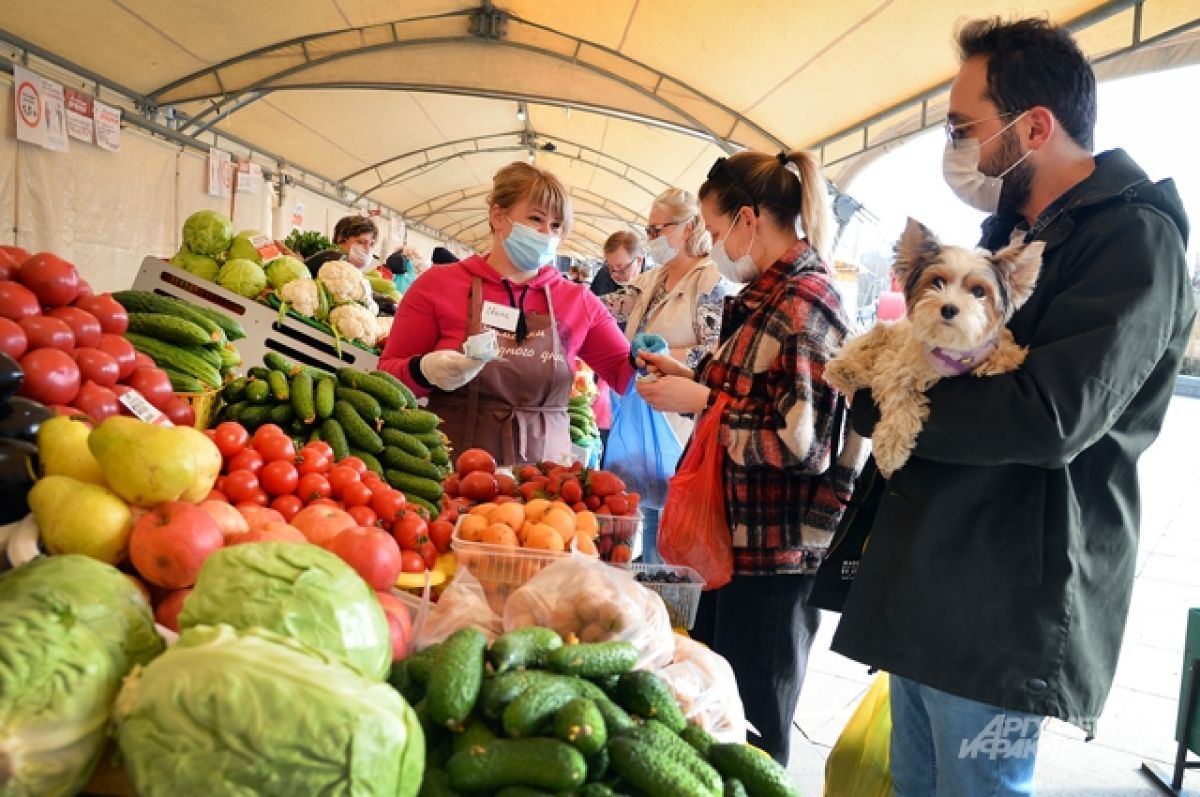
450, 515, 566, 615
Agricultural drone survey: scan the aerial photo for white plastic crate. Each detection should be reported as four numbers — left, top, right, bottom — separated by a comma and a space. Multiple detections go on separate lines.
130, 256, 379, 374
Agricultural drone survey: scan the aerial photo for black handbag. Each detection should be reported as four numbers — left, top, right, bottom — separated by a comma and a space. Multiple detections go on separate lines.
808, 455, 885, 612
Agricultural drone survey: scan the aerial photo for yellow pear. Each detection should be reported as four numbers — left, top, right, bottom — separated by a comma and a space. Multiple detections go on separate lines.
87, 416, 221, 506
37, 415, 106, 485
30, 475, 133, 564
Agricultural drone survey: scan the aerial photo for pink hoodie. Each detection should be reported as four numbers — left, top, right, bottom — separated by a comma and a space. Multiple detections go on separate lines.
379, 254, 634, 397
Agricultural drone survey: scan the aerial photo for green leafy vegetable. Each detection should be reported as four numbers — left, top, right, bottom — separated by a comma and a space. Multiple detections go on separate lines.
182, 210, 234, 257
284, 229, 335, 260
265, 255, 309, 289
170, 249, 220, 280
217, 258, 267, 298
228, 230, 265, 264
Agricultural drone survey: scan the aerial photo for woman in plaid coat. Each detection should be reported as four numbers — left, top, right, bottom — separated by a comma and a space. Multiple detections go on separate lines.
638, 150, 860, 764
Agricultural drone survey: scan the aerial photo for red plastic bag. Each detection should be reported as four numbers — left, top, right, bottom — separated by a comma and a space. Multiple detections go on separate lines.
658, 393, 733, 589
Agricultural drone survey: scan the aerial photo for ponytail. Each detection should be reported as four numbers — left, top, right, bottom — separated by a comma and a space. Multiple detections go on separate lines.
786, 150, 834, 265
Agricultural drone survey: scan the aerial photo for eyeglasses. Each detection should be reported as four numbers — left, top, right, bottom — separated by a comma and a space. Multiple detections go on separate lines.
644, 221, 681, 239
944, 112, 1021, 149
707, 157, 759, 215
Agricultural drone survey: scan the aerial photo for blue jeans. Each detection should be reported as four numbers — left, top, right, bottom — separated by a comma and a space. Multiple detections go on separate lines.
640, 506, 662, 564
889, 675, 1043, 797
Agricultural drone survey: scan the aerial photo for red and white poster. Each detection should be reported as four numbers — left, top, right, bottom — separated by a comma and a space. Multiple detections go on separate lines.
64, 87, 94, 143
93, 100, 122, 152
13, 65, 47, 148
40, 77, 68, 152
235, 160, 263, 194
207, 148, 232, 197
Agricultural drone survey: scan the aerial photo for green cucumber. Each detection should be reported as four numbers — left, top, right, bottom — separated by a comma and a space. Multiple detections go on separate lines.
489, 626, 563, 673
382, 428, 431, 460
451, 718, 497, 756
221, 376, 248, 402
337, 368, 405, 410
268, 403, 294, 426
383, 408, 440, 433
266, 369, 290, 401
381, 446, 443, 481
608, 736, 713, 797
427, 627, 487, 731
290, 371, 315, 424
546, 641, 638, 679
351, 449, 384, 476
615, 669, 686, 732
244, 379, 271, 404
334, 400, 384, 453
111, 290, 227, 344
163, 369, 205, 393
429, 445, 450, 467
127, 312, 215, 348
406, 643, 441, 686
479, 670, 575, 721
315, 377, 336, 419
236, 404, 273, 430
554, 697, 607, 756
218, 344, 241, 370
447, 738, 586, 793
187, 302, 246, 341
123, 333, 221, 389
335, 386, 382, 422
319, 419, 351, 461
264, 351, 295, 374
371, 369, 417, 409
621, 720, 722, 796
725, 779, 749, 797
681, 722, 718, 758
502, 679, 580, 738
386, 470, 443, 503
707, 744, 801, 797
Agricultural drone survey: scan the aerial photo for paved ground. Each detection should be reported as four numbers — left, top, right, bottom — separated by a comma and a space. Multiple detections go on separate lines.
787, 394, 1200, 796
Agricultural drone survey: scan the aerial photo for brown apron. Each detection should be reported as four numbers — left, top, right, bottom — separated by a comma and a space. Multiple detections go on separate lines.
426, 277, 573, 467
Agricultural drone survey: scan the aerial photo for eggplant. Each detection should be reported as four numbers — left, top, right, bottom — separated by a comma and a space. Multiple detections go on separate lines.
0, 397, 54, 444
0, 437, 37, 524
0, 352, 21, 404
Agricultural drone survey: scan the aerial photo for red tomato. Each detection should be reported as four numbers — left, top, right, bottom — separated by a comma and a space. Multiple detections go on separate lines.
327, 465, 361, 498
72, 381, 120, 423
222, 469, 260, 504
456, 447, 497, 478
305, 440, 334, 459
17, 316, 74, 352
16, 252, 80, 307
443, 473, 460, 498
0, 246, 30, 264
251, 424, 287, 445
337, 456, 368, 476
71, 348, 120, 387
416, 540, 438, 570
495, 472, 518, 497
75, 280, 93, 299
362, 470, 387, 490
328, 526, 403, 591
306, 497, 341, 509
429, 520, 454, 554
0, 318, 27, 359
0, 281, 42, 320
227, 448, 264, 474
371, 488, 407, 524
342, 481, 374, 509
244, 489, 270, 507
163, 396, 196, 428
205, 489, 228, 503
296, 472, 332, 502
270, 494, 305, 521
133, 351, 155, 370
459, 471, 499, 503
391, 510, 429, 551
260, 459, 299, 496
213, 421, 249, 459
95, 334, 137, 380
296, 447, 332, 476
399, 549, 426, 574
0, 249, 19, 280
255, 434, 295, 463
47, 307, 101, 348
71, 294, 128, 335
127, 367, 174, 412
347, 505, 378, 527
18, 348, 80, 405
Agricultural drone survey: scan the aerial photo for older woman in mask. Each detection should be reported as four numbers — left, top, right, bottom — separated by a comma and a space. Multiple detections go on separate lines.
379, 162, 635, 466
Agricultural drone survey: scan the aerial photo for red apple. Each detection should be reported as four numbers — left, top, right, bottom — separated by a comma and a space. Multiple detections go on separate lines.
154, 588, 192, 632
327, 526, 402, 591
376, 591, 414, 662
225, 522, 307, 546
291, 504, 357, 547
198, 499, 249, 539
129, 501, 224, 589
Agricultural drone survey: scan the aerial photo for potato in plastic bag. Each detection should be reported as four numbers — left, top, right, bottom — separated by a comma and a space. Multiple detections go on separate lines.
502, 551, 674, 670
413, 567, 502, 650
657, 634, 748, 743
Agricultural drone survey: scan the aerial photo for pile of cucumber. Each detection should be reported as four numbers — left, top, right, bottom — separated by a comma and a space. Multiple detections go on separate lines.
217, 352, 451, 516
112, 290, 247, 392
568, 394, 600, 449
394, 627, 799, 797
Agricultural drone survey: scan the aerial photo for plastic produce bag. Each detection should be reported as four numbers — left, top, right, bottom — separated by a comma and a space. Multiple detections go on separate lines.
657, 634, 747, 744
503, 552, 674, 670
824, 673, 894, 797
658, 393, 733, 589
602, 380, 683, 509
413, 567, 502, 650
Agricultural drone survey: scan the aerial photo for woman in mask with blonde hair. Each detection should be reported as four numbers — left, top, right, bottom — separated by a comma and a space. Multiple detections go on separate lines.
637, 150, 860, 764
380, 161, 635, 465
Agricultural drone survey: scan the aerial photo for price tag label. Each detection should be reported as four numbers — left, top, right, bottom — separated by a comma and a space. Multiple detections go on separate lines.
481, 301, 519, 332
118, 389, 174, 427
251, 233, 281, 261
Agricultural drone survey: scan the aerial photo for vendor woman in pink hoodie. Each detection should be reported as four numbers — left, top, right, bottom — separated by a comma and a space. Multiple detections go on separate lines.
380, 162, 635, 466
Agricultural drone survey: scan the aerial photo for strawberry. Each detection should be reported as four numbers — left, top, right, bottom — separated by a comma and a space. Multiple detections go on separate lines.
587, 470, 626, 498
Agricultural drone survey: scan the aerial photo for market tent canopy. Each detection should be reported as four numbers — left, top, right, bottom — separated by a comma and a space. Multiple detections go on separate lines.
3, 0, 1198, 256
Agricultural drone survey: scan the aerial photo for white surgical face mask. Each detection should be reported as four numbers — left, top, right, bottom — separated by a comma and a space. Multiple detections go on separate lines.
942, 112, 1032, 214
710, 213, 758, 282
349, 244, 373, 270
646, 235, 678, 266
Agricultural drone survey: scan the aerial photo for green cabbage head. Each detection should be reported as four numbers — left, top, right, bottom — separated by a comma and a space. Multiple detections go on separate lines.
217, 258, 267, 298
115, 624, 424, 797
170, 249, 220, 281
182, 210, 234, 257
227, 230, 264, 264
0, 599, 119, 797
178, 542, 391, 679
265, 255, 309, 289
0, 554, 163, 675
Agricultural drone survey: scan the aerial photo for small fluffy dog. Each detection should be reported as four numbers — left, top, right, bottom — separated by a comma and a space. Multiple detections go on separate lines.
825, 218, 1044, 477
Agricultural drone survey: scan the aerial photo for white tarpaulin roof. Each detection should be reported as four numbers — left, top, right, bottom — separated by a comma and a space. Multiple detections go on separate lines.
2, 0, 1198, 256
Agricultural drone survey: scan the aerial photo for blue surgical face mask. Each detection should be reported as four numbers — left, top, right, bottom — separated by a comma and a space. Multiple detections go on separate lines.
502, 219, 559, 272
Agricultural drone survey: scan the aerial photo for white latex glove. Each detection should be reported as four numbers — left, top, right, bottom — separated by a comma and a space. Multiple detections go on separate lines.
420, 350, 487, 391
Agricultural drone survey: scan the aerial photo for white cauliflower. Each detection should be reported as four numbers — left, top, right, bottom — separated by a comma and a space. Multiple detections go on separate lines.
318, 260, 370, 305
329, 304, 379, 346
373, 316, 393, 348
278, 277, 320, 317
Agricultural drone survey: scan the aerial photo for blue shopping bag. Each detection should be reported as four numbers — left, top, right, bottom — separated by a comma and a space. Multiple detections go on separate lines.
601, 381, 683, 509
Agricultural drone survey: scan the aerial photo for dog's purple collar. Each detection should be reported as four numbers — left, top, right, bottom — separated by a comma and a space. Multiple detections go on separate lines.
923, 336, 999, 376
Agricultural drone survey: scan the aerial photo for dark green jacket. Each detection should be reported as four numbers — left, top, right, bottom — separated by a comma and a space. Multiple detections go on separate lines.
831, 150, 1196, 735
